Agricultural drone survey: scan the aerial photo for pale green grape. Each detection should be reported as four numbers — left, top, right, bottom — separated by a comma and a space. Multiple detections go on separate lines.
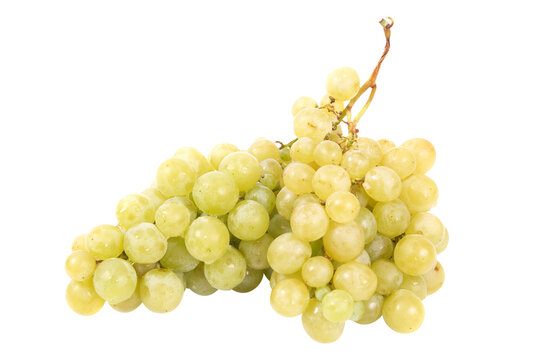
174, 197, 198, 221
184, 263, 217, 296
209, 143, 239, 169
315, 285, 331, 301
260, 158, 283, 190
320, 94, 345, 112
382, 289, 425, 333
341, 150, 372, 180
293, 193, 320, 210
185, 216, 229, 263
290, 137, 316, 164
313, 140, 342, 166
290, 202, 329, 242
378, 139, 396, 154
71, 234, 87, 252
354, 250, 371, 266
110, 282, 142, 313
219, 151, 261, 192
293, 108, 332, 142
65, 250, 96, 282
267, 233, 312, 274
363, 166, 402, 202
302, 299, 345, 343
282, 162, 315, 195
371, 259, 403, 296
373, 199, 410, 238
270, 278, 310, 317
423, 261, 444, 295
174, 146, 214, 176
204, 246, 246, 290
301, 256, 334, 288
93, 258, 137, 304
154, 198, 191, 238
248, 138, 280, 162
326, 67, 360, 101
365, 233, 394, 262
406, 212, 445, 248
355, 207, 377, 244
192, 170, 239, 216
400, 174, 439, 213
140, 269, 184, 313
380, 147, 417, 179
270, 270, 303, 288
436, 228, 449, 253
323, 221, 364, 263
322, 289, 354, 322
333, 262, 377, 301
394, 234, 437, 276
400, 274, 427, 300
349, 301, 366, 322
268, 214, 292, 238
141, 187, 167, 213
156, 158, 196, 197
238, 233, 273, 270
275, 187, 297, 220
116, 194, 155, 229
401, 138, 436, 174
325, 191, 360, 224
123, 223, 167, 264
260, 173, 278, 190
352, 137, 383, 166
312, 165, 351, 201
356, 294, 384, 324
160, 237, 199, 272
245, 183, 276, 214
227, 200, 270, 241
350, 183, 375, 208
66, 279, 105, 316
233, 267, 263, 293
86, 224, 123, 260
291, 96, 318, 116
133, 262, 159, 277
280, 147, 291, 162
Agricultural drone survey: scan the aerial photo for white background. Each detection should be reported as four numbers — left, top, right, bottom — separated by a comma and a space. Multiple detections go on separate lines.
1, 0, 536, 359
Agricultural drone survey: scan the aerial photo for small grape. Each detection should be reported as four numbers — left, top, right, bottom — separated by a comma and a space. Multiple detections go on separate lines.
239, 233, 274, 270
159, 237, 199, 272
290, 202, 329, 242
174, 146, 214, 176
248, 138, 280, 162
293, 108, 332, 143
423, 261, 445, 295
184, 263, 217, 296
355, 207, 377, 244
192, 171, 239, 216
65, 250, 96, 282
332, 262, 377, 301
322, 289, 354, 322
371, 259, 403, 296
382, 289, 425, 333
302, 299, 345, 343
372, 199, 410, 238
267, 233, 311, 274
156, 158, 197, 197
208, 143, 239, 171
66, 279, 105, 316
219, 151, 261, 192
140, 269, 184, 313
245, 183, 276, 213
233, 267, 263, 293
326, 67, 360, 101
291, 96, 318, 116
325, 191, 360, 224
185, 216, 229, 264
204, 246, 246, 290
356, 294, 384, 325
154, 198, 191, 238
290, 137, 316, 164
365, 233, 394, 262
313, 140, 343, 166
301, 256, 334, 288
116, 194, 155, 230
227, 200, 270, 241
363, 166, 402, 202
378, 139, 396, 153
312, 165, 351, 201
323, 221, 365, 263
270, 278, 310, 317
282, 162, 315, 195
124, 223, 167, 264
86, 225, 123, 260
393, 234, 437, 276
380, 147, 417, 179
93, 258, 137, 305
401, 138, 436, 174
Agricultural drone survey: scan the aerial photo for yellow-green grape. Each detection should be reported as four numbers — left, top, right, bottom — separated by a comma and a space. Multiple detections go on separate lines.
400, 174, 439, 213
173, 197, 198, 221
323, 221, 365, 263
245, 183, 276, 213
401, 138, 436, 174
350, 183, 374, 208
320, 94, 345, 112
341, 150, 372, 181
382, 289, 425, 333
400, 274, 427, 300
86, 225, 124, 260
227, 200, 270, 241
248, 138, 280, 162
363, 166, 402, 202
116, 194, 154, 230
333, 262, 377, 301
355, 207, 377, 244
315, 285, 331, 301
290, 137, 316, 164
275, 187, 297, 220
219, 151, 261, 192
371, 259, 403, 296
133, 262, 159, 277
302, 299, 345, 343
293, 193, 320, 210
160, 237, 199, 272
406, 212, 445, 248
209, 143, 239, 169
267, 233, 312, 274
325, 191, 360, 224
270, 278, 310, 317
282, 162, 315, 195
124, 223, 167, 264
322, 289, 354, 322
436, 228, 449, 253
140, 268, 184, 313
156, 158, 196, 197
270, 270, 303, 288
204, 246, 246, 290
71, 234, 87, 251
365, 233, 394, 262
423, 261, 444, 295
268, 214, 292, 238
326, 67, 360, 101
233, 267, 263, 293
356, 294, 384, 324
378, 139, 396, 154
260, 159, 282, 190
192, 171, 239, 216
280, 147, 291, 162
293, 108, 332, 143
313, 140, 342, 166
312, 165, 351, 201
291, 96, 318, 116
185, 263, 217, 296
185, 216, 229, 263
349, 300, 366, 322
239, 233, 273, 270
352, 137, 383, 166
93, 258, 137, 304
65, 251, 96, 282
380, 147, 417, 179
290, 202, 329, 242
154, 198, 191, 238
394, 234, 437, 276
174, 146, 213, 176
301, 256, 334, 288
110, 282, 142, 313
354, 250, 371, 266
141, 187, 168, 213
373, 199, 411, 238
66, 279, 105, 316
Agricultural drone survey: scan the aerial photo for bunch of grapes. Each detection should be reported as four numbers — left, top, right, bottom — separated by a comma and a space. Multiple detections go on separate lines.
64, 18, 448, 343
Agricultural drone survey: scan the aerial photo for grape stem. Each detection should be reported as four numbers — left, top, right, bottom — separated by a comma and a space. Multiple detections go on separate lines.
276, 138, 298, 149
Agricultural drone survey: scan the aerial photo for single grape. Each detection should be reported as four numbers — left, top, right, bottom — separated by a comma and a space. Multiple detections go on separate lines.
365, 233, 394, 262
93, 258, 137, 304
373, 199, 410, 238
140, 269, 184, 313
355, 207, 377, 244
110, 282, 142, 313
268, 214, 292, 238
208, 143, 240, 169
239, 233, 273, 270
66, 279, 105, 316
401, 138, 436, 174
350, 183, 376, 208
400, 174, 439, 213
332, 262, 377, 301
394, 234, 437, 276
133, 262, 159, 277
301, 256, 334, 288
380, 147, 416, 179
406, 212, 445, 248
154, 198, 191, 238
314, 285, 332, 301
116, 193, 155, 230
290, 202, 329, 242
356, 294, 384, 324
248, 138, 280, 162
312, 165, 351, 201
219, 151, 261, 192
192, 170, 239, 216
86, 224, 123, 260
293, 108, 332, 143
282, 162, 315, 195
227, 200, 270, 241
399, 274, 427, 300
71, 234, 87, 252
325, 191, 360, 224
382, 289, 425, 333
123, 223, 167, 264
184, 263, 217, 296
323, 220, 365, 263
155, 158, 196, 197
275, 187, 297, 220
160, 237, 199, 272
280, 147, 291, 162
313, 140, 343, 166
270, 278, 310, 317
293, 193, 320, 209
65, 250, 96, 282
291, 96, 318, 116
378, 139, 396, 153
185, 216, 229, 264
302, 299, 345, 343
267, 233, 312, 274
363, 166, 402, 202
290, 137, 316, 164
260, 158, 283, 190
233, 267, 263, 293
204, 246, 246, 290
326, 67, 360, 101
341, 150, 372, 180
173, 146, 214, 176
371, 259, 403, 296
423, 261, 445, 295
322, 289, 354, 322
352, 137, 383, 166
245, 183, 276, 213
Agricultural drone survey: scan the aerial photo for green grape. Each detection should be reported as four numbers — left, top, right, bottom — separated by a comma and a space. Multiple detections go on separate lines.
293, 193, 320, 209
341, 150, 372, 180
365, 233, 394, 262
116, 194, 154, 230
355, 207, 377, 244
322, 289, 354, 322
394, 234, 437, 276
86, 225, 123, 260
293, 108, 332, 143
310, 238, 324, 256
239, 234, 273, 270
436, 228, 449, 253
406, 212, 445, 248
124, 223, 167, 264
326, 67, 360, 101
185, 216, 229, 263
260, 173, 278, 190
184, 263, 217, 296
160, 237, 199, 272
290, 137, 316, 164
268, 214, 292, 238
400, 274, 427, 300
264, 267, 273, 281
110, 282, 142, 313
174, 146, 214, 176
233, 267, 263, 293
282, 162, 315, 195
373, 199, 410, 238
93, 258, 137, 304
371, 259, 403, 296
349, 301, 366, 322
356, 294, 384, 324
173, 197, 198, 222
350, 183, 376, 208
275, 187, 297, 220
401, 138, 436, 174
380, 147, 417, 179
301, 256, 334, 288
227, 200, 270, 241
315, 285, 331, 301
141, 187, 168, 213
192, 171, 239, 215
154, 198, 191, 238
333, 262, 377, 301
219, 151, 261, 192
280, 147, 291, 162
382, 289, 425, 333
325, 191, 360, 224
378, 139, 396, 154
71, 234, 87, 251
354, 250, 371, 266
323, 220, 365, 263
400, 174, 438, 213
291, 96, 318, 116
156, 158, 197, 197
267, 233, 312, 274
352, 137, 383, 166
248, 138, 280, 162
65, 250, 96, 282
320, 93, 345, 112
290, 202, 329, 242
66, 279, 105, 316
270, 270, 303, 288
302, 299, 345, 343
260, 159, 282, 190
209, 143, 239, 169
363, 166, 402, 202
313, 140, 342, 166
270, 278, 310, 317
312, 165, 351, 201
423, 261, 444, 295
204, 246, 246, 290
133, 262, 159, 277
140, 269, 184, 313
245, 183, 276, 213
